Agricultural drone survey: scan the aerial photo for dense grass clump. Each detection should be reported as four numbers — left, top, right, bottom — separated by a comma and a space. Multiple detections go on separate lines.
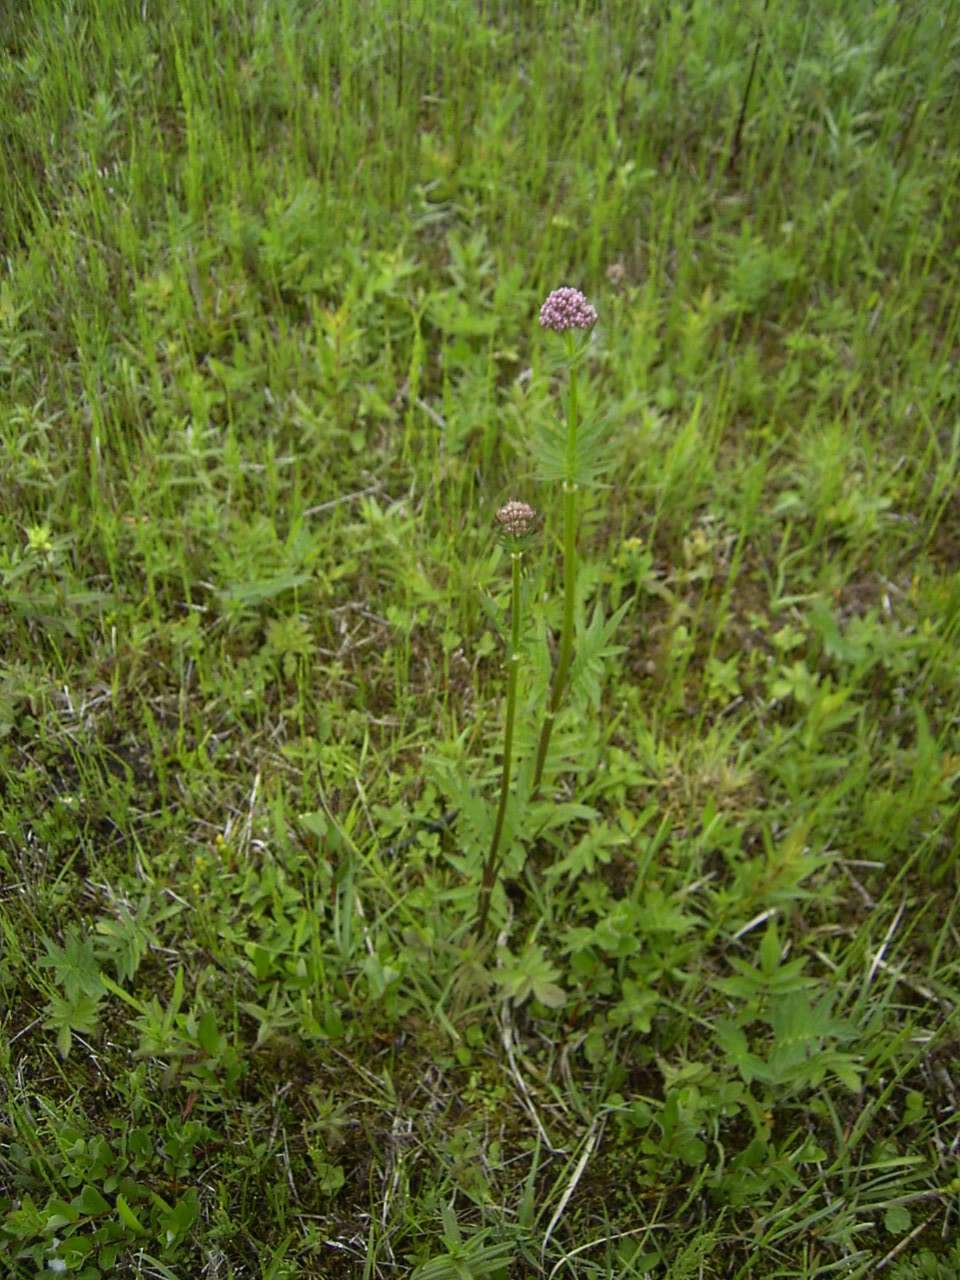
2, 1, 959, 1276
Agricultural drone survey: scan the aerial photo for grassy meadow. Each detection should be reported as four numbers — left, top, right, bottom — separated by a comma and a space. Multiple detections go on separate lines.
2, 0, 960, 1275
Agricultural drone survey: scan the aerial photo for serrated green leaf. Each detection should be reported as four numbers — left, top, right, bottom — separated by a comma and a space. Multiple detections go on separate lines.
38, 928, 106, 1003
569, 598, 630, 710
441, 1202, 463, 1250
3, 1193, 43, 1238
57, 1021, 73, 1058
759, 919, 780, 976
830, 1056, 864, 1093
94, 903, 152, 985
493, 942, 565, 1009
532, 979, 566, 1008
609, 979, 658, 1032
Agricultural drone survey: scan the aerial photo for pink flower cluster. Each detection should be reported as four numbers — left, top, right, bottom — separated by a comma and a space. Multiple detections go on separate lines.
539, 287, 597, 333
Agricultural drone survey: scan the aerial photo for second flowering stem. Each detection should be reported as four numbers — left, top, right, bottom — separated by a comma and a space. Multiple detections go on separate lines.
476, 548, 523, 936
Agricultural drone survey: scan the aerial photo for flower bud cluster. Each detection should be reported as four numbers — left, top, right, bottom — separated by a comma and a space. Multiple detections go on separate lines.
496, 500, 538, 539
539, 287, 597, 333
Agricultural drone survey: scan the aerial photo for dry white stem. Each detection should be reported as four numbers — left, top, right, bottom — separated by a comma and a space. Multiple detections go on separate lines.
866, 898, 907, 992
540, 1117, 605, 1266
733, 908, 778, 941
499, 1000, 562, 1155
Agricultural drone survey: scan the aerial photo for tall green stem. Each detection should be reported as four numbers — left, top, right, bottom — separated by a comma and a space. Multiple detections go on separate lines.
531, 352, 579, 799
476, 551, 523, 935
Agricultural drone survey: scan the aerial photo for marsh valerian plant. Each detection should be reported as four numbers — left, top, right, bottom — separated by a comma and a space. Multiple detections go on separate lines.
473, 289, 621, 936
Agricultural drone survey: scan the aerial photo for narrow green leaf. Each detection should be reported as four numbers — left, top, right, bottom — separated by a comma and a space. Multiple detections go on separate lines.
197, 1008, 220, 1057
98, 970, 147, 1014
116, 1193, 146, 1235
